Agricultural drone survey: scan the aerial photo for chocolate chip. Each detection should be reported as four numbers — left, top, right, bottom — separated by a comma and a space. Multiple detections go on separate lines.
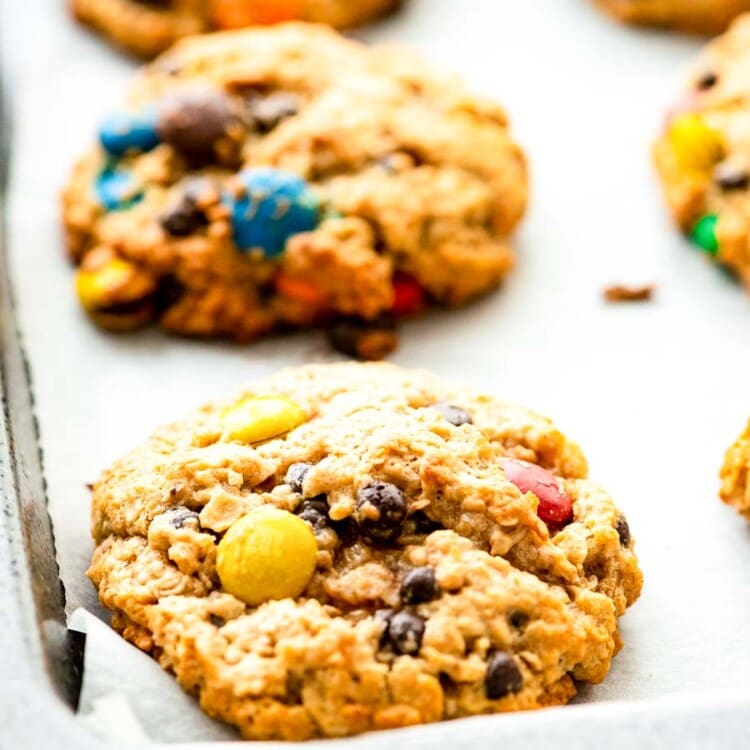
295, 498, 329, 530
406, 510, 442, 536
160, 194, 207, 236
386, 611, 425, 655
439, 672, 457, 693
696, 71, 718, 90
331, 516, 358, 546
163, 507, 199, 529
508, 611, 529, 630
484, 651, 523, 699
209, 614, 226, 628
247, 91, 300, 133
431, 402, 473, 427
714, 162, 749, 191
286, 462, 313, 494
153, 274, 186, 314
327, 317, 397, 361
374, 608, 395, 645
615, 513, 631, 547
157, 89, 242, 164
285, 673, 303, 703
355, 482, 408, 542
400, 567, 440, 605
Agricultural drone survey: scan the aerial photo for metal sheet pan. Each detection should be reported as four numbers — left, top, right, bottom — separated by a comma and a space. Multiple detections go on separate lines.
3, 0, 750, 746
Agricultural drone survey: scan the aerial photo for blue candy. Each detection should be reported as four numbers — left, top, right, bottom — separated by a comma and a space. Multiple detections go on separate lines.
95, 167, 144, 211
99, 108, 160, 156
229, 168, 319, 258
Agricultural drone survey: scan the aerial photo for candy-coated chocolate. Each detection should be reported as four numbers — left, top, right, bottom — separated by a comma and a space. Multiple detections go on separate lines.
501, 458, 573, 530
211, 0, 302, 28
95, 167, 144, 211
391, 272, 425, 316
229, 168, 319, 258
690, 214, 720, 255
76, 257, 140, 312
216, 506, 317, 606
275, 272, 329, 307
157, 89, 240, 165
99, 109, 159, 156
221, 396, 307, 443
667, 113, 725, 173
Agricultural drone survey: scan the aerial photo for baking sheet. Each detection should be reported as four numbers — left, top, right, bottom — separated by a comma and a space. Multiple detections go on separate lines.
6, 0, 750, 744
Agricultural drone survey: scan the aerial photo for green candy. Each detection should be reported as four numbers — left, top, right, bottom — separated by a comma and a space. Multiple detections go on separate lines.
690, 214, 720, 256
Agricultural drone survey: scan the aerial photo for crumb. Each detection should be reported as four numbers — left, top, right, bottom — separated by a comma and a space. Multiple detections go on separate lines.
603, 284, 655, 303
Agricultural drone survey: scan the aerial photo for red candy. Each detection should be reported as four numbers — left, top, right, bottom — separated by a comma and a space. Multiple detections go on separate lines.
501, 458, 573, 530
391, 273, 425, 317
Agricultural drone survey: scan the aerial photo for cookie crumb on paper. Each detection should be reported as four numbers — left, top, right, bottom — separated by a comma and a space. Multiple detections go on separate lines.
603, 284, 655, 303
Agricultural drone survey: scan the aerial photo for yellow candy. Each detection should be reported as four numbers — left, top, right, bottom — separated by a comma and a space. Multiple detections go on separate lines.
75, 257, 138, 311
667, 113, 725, 173
216, 506, 317, 606
222, 396, 306, 444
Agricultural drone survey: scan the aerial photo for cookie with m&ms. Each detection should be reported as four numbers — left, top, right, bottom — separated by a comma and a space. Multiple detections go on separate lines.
594, 0, 750, 34
61, 24, 528, 357
87, 362, 642, 740
70, 0, 403, 58
720, 419, 750, 519
654, 14, 750, 286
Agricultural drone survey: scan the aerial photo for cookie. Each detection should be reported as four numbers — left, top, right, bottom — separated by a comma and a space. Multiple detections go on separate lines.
720, 420, 750, 518
87, 362, 642, 740
61, 24, 527, 357
594, 0, 750, 33
654, 14, 750, 286
70, 0, 403, 58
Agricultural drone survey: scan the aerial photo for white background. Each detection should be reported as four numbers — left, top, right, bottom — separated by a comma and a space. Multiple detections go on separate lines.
5, 0, 750, 735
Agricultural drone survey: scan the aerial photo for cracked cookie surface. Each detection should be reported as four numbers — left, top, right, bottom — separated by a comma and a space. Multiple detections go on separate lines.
87, 362, 642, 740
654, 14, 750, 286
62, 24, 527, 356
594, 0, 750, 33
70, 0, 403, 58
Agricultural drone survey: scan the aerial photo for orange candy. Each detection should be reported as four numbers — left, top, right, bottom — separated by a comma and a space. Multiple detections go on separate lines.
275, 272, 329, 307
211, 0, 303, 28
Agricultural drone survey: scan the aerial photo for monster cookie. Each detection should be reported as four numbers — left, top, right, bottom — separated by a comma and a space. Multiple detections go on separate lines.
594, 0, 750, 33
654, 14, 750, 287
62, 24, 527, 357
87, 363, 642, 740
720, 420, 750, 518
71, 0, 403, 58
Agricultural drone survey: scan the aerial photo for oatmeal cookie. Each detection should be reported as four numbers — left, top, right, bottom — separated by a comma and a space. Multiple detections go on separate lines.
720, 420, 750, 519
654, 14, 750, 287
87, 363, 642, 740
594, 0, 750, 33
70, 0, 403, 58
61, 24, 527, 357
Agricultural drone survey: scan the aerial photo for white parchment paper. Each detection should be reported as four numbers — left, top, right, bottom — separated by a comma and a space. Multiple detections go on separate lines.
6, 0, 750, 744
